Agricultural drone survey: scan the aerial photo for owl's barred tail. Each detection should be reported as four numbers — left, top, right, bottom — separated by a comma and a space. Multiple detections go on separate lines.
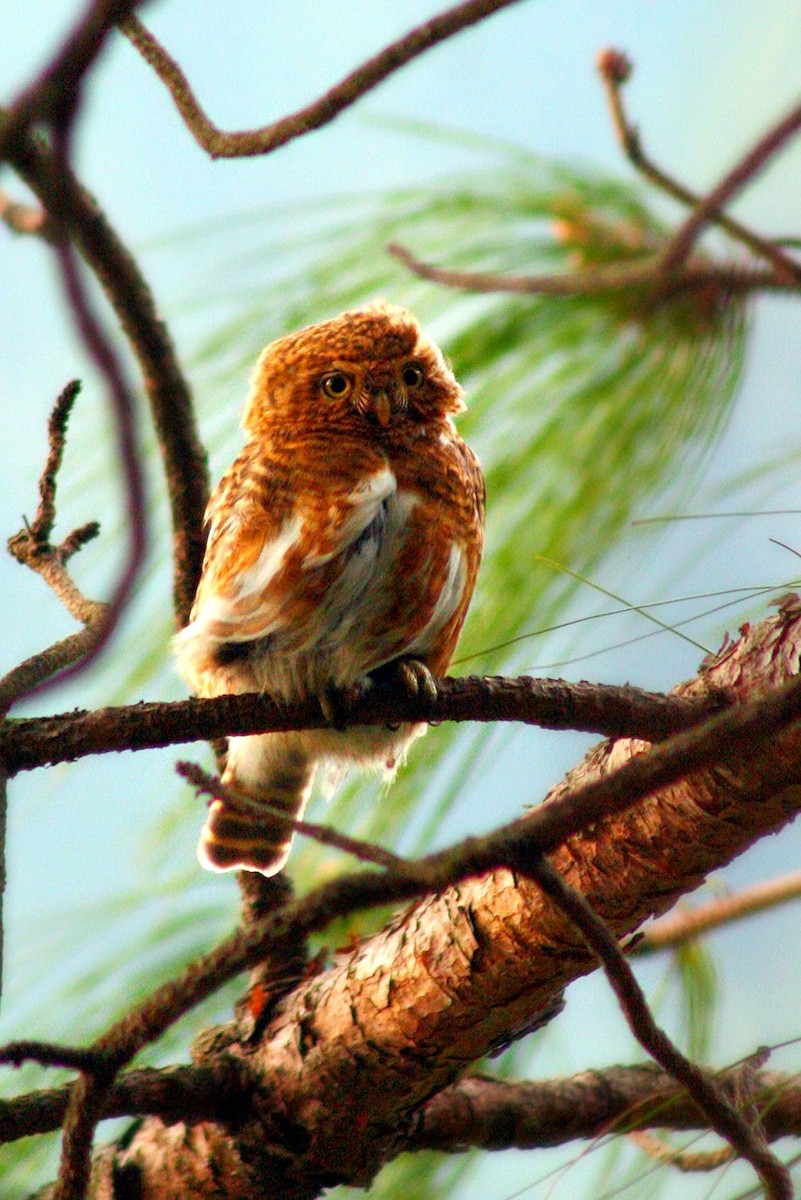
197, 733, 316, 876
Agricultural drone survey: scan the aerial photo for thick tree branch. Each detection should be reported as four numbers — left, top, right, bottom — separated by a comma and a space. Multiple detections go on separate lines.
121, 0, 524, 160
24, 603, 801, 1196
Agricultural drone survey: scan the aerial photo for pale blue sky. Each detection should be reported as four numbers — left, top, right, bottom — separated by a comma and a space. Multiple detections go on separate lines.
2, 4, 801, 1197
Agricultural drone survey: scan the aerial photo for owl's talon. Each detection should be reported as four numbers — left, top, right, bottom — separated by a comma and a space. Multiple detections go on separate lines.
321, 680, 365, 730
380, 658, 438, 704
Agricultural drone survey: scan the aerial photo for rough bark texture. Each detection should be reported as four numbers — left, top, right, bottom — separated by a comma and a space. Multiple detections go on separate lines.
50, 603, 801, 1198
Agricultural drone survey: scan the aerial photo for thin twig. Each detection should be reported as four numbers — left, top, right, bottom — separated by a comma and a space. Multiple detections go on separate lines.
0, 674, 718, 775
635, 872, 801, 954
121, 0, 524, 159
32, 380, 81, 544
662, 95, 801, 274
178, 760, 413, 872
526, 855, 791, 1200
2, 383, 109, 707
3, 121, 208, 626
595, 48, 801, 283
388, 241, 797, 298
45, 237, 146, 693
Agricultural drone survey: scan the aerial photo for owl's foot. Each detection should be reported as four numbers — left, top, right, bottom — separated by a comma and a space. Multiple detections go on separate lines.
374, 657, 438, 703
320, 679, 366, 731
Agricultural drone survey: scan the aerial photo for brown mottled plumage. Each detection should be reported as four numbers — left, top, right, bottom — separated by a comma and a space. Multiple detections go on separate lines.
175, 303, 484, 875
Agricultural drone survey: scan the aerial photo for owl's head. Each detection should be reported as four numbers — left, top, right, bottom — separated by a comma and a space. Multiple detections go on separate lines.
242, 302, 465, 436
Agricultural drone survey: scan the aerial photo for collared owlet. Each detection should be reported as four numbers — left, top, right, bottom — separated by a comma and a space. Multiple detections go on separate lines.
175, 302, 485, 876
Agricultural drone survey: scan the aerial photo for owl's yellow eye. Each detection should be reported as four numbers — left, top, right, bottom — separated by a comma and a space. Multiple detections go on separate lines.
401, 362, 425, 389
321, 371, 353, 399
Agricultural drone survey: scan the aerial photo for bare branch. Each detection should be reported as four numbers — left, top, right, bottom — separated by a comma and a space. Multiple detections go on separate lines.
662, 95, 801, 273
2, 382, 110, 707
0, 674, 719, 776
122, 0, 524, 159
0, 1042, 112, 1074
43, 620, 801, 1096
636, 871, 801, 953
388, 240, 798, 299
526, 855, 790, 1200
595, 48, 801, 283
0, 1062, 251, 1144
0, 0, 145, 160
412, 1066, 801, 1152
2, 123, 208, 627
43, 237, 146, 694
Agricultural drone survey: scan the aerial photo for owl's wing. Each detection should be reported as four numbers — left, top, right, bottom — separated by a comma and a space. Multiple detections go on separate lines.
181, 452, 398, 650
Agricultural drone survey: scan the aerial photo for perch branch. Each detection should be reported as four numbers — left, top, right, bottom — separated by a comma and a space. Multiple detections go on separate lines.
0, 674, 719, 775
122, 0, 524, 159
42, 652, 801, 1155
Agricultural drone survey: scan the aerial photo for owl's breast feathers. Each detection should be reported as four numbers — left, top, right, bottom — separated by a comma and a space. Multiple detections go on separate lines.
175, 421, 483, 700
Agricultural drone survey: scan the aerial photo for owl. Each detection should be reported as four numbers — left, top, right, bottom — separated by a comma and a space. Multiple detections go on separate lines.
175, 302, 484, 875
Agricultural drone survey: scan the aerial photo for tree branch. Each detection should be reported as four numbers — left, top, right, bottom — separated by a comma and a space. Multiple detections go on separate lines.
0, 0, 145, 161
25, 602, 801, 1195
595, 48, 801, 283
526, 855, 789, 1199
0, 672, 717, 775
388, 240, 798, 299
2, 123, 208, 627
662, 94, 801, 274
121, 0, 524, 160
635, 871, 801, 953
411, 1065, 801, 1152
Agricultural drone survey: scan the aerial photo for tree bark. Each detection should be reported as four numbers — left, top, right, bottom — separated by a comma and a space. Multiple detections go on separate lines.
43, 600, 801, 1198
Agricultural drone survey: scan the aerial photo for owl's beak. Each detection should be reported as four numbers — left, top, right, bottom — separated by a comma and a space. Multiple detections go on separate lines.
373, 391, 391, 428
